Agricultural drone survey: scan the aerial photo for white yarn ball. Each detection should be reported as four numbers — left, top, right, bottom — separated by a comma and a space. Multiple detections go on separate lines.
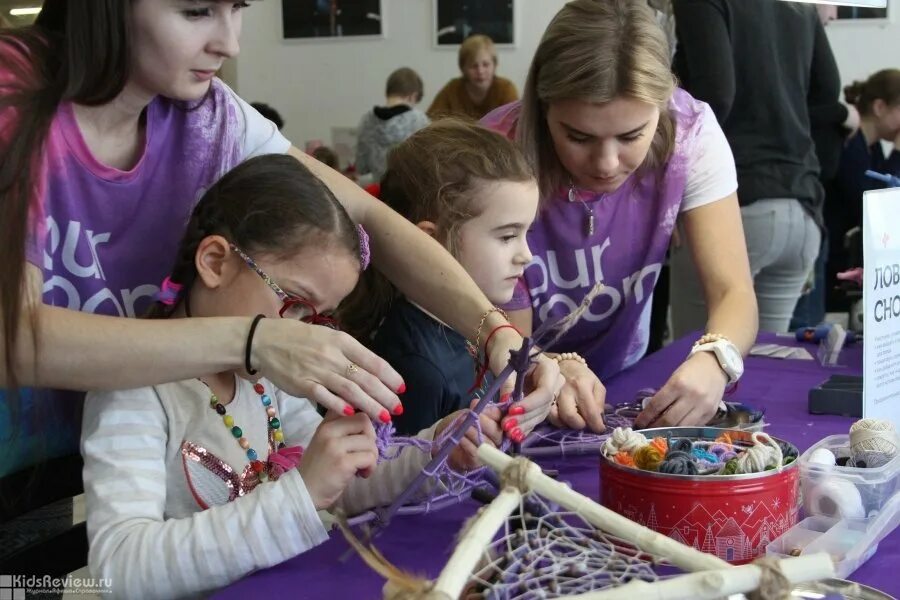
849, 419, 898, 468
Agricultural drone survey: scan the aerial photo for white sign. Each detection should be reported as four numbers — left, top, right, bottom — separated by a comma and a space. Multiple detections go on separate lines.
863, 188, 900, 422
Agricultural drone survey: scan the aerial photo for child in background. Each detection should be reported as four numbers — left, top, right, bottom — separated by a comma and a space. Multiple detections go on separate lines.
356, 67, 430, 182
341, 120, 539, 441
81, 155, 495, 599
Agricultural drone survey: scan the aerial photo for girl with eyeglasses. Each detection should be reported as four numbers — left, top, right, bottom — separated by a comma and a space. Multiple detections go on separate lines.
80, 155, 488, 599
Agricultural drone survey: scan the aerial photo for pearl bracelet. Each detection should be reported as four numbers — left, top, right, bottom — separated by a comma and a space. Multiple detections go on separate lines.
694, 332, 730, 347
553, 352, 587, 366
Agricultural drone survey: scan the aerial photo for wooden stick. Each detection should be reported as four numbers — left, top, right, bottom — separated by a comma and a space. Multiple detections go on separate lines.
476, 444, 730, 573
432, 487, 522, 598
562, 553, 835, 600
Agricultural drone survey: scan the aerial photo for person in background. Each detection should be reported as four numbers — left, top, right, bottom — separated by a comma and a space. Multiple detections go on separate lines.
791, 4, 859, 329
428, 34, 518, 121
250, 102, 285, 131
312, 145, 340, 170
826, 68, 900, 308
355, 67, 429, 182
670, 0, 831, 334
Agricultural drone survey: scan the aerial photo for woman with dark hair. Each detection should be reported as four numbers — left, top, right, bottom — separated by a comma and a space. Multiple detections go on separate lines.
0, 1, 558, 478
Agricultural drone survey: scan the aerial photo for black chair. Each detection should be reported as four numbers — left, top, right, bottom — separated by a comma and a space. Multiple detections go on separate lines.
0, 453, 88, 577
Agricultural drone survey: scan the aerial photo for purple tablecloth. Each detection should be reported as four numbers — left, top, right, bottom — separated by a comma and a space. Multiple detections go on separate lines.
215, 333, 898, 599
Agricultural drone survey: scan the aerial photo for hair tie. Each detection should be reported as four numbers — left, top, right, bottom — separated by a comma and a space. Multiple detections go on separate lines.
155, 276, 183, 306
357, 224, 371, 270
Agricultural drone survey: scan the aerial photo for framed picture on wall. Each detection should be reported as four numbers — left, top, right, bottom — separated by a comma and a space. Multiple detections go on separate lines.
282, 0, 383, 40
833, 0, 890, 23
433, 0, 515, 47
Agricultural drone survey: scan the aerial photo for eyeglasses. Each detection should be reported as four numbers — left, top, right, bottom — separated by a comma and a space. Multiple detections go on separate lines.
230, 243, 340, 329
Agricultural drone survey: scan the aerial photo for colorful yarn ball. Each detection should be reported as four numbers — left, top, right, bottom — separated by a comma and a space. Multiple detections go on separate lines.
691, 447, 719, 464
649, 437, 668, 456
614, 451, 635, 467
722, 458, 739, 475
658, 451, 699, 475
669, 438, 693, 454
634, 445, 664, 471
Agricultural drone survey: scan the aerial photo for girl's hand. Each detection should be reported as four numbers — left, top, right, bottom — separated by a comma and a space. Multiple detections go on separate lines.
548, 360, 607, 433
433, 400, 504, 473
494, 350, 562, 443
634, 352, 727, 428
252, 319, 405, 422
297, 412, 378, 510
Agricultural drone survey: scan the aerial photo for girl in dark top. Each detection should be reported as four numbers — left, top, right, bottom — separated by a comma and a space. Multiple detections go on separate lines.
341, 120, 539, 438
826, 69, 900, 306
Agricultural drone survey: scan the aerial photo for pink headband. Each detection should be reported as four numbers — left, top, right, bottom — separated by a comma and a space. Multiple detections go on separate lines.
155, 276, 183, 306
357, 224, 370, 270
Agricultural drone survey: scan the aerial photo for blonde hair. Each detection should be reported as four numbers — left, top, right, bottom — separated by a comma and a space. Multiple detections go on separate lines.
845, 69, 900, 117
517, 0, 677, 199
338, 119, 533, 342
458, 34, 497, 71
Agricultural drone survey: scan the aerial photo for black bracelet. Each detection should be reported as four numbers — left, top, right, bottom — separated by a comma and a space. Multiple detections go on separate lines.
245, 314, 265, 375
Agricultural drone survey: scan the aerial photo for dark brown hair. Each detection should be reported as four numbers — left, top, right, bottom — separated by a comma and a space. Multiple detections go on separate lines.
338, 119, 533, 342
147, 154, 360, 318
385, 67, 424, 103
844, 69, 900, 117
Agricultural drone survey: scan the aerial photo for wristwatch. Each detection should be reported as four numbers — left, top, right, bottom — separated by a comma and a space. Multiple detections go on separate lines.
689, 338, 744, 385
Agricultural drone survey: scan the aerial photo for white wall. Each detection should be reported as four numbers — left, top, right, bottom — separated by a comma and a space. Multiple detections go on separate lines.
234, 0, 900, 153
824, 0, 900, 93
235, 0, 568, 150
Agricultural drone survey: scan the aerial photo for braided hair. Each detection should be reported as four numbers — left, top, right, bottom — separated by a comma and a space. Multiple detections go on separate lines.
147, 154, 360, 318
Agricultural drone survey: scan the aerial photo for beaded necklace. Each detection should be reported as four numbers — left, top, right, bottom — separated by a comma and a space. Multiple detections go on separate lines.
200, 379, 286, 483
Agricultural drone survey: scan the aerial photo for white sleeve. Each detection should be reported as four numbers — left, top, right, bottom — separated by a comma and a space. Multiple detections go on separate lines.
275, 389, 323, 447
680, 103, 739, 212
335, 424, 438, 516
217, 79, 292, 158
82, 388, 328, 600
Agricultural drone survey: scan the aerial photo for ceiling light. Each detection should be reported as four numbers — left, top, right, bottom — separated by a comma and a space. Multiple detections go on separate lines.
9, 7, 42, 16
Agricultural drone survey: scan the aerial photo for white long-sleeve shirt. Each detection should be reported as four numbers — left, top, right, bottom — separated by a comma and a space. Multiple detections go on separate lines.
82, 377, 435, 599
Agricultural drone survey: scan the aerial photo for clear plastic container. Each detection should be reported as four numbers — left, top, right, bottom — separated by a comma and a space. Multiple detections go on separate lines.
766, 490, 900, 578
798, 434, 900, 518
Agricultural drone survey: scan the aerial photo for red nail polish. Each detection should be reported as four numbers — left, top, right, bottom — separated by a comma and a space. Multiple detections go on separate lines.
393, 403, 404, 416
511, 428, 523, 442
513, 432, 524, 443
343, 405, 355, 416
397, 382, 407, 394
503, 418, 518, 432
509, 406, 525, 416
379, 410, 391, 424
500, 393, 511, 403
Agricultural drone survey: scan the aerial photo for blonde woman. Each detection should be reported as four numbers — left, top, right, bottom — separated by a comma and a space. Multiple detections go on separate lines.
428, 34, 518, 121
482, 0, 757, 431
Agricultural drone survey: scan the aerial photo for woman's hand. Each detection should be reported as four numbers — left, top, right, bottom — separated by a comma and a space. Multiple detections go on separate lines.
549, 359, 607, 433
298, 412, 379, 510
433, 400, 504, 472
634, 352, 727, 428
252, 319, 405, 422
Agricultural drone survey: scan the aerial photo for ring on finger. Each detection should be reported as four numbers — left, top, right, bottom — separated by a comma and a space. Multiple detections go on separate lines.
346, 362, 360, 377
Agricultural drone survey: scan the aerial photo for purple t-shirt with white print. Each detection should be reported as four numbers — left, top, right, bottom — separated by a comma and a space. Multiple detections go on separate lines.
7, 78, 289, 473
26, 79, 289, 315
482, 88, 729, 379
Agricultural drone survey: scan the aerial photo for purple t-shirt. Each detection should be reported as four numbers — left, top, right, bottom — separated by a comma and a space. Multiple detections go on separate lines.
6, 76, 289, 471
482, 89, 736, 379
26, 79, 289, 315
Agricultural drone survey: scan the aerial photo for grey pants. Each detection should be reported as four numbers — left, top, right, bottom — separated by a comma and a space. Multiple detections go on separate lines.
671, 198, 821, 336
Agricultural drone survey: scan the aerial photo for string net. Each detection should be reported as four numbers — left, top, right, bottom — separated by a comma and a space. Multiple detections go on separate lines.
463, 487, 673, 599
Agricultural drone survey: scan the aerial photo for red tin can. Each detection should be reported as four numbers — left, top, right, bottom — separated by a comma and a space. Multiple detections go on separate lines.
599, 427, 800, 565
